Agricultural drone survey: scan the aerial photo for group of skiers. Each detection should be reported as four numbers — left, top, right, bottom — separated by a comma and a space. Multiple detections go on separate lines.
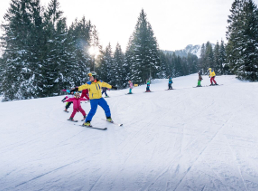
197, 68, 218, 87
62, 72, 117, 127
62, 69, 218, 126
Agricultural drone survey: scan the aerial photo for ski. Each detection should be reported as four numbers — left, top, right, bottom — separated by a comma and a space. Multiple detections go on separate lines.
208, 84, 223, 87
64, 110, 69, 113
193, 85, 208, 88
102, 119, 123, 126
68, 119, 78, 122
74, 123, 107, 130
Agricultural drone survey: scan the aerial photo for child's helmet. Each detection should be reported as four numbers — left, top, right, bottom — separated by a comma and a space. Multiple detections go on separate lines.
208, 68, 212, 70
74, 92, 80, 97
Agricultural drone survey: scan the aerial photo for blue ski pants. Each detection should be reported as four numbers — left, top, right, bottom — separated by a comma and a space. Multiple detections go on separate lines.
85, 98, 111, 122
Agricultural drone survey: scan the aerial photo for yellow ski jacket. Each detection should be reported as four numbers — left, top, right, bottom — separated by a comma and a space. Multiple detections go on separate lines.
78, 80, 112, 100
209, 70, 216, 77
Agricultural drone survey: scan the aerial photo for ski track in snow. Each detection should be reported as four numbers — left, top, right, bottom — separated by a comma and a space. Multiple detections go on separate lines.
1, 74, 258, 191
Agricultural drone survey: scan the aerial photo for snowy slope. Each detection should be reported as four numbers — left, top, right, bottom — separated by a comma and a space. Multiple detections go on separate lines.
1, 74, 258, 191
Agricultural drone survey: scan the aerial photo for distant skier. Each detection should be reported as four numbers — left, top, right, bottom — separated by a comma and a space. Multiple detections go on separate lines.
197, 71, 203, 87
78, 72, 117, 127
65, 92, 87, 122
146, 79, 151, 92
102, 87, 109, 97
61, 90, 74, 112
128, 80, 133, 94
168, 76, 173, 90
208, 68, 218, 85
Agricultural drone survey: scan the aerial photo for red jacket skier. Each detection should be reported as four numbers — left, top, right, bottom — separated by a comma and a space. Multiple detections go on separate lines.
65, 92, 87, 121
81, 89, 89, 100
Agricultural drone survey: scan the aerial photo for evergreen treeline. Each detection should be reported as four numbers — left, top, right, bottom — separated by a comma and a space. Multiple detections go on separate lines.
198, 40, 227, 75
96, 10, 199, 85
2, 0, 258, 101
0, 4, 198, 100
0, 0, 95, 100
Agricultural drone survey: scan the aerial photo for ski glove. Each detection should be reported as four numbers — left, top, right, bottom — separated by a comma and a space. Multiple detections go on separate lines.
112, 86, 118, 90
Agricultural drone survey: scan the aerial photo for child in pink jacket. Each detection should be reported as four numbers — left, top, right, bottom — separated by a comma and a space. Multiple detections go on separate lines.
128, 80, 133, 94
65, 92, 87, 122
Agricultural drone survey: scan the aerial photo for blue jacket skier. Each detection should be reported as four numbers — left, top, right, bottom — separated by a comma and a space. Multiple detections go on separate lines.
168, 76, 173, 90
146, 80, 151, 92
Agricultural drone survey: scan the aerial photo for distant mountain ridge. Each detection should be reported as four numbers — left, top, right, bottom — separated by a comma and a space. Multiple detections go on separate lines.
163, 44, 201, 58
163, 43, 216, 58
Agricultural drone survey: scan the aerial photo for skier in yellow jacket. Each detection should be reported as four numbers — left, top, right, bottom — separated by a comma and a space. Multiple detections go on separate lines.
77, 72, 117, 127
208, 68, 218, 86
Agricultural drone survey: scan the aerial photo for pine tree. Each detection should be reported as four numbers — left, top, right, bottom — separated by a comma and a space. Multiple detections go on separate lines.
112, 43, 127, 88
213, 42, 220, 74
226, 0, 258, 81
205, 42, 214, 71
219, 40, 227, 74
125, 9, 160, 84
67, 17, 92, 86
187, 53, 199, 74
199, 43, 206, 73
159, 51, 169, 78
41, 0, 69, 96
98, 43, 113, 83
1, 0, 44, 100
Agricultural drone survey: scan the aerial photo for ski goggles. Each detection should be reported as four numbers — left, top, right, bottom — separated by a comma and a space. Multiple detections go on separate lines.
88, 73, 93, 77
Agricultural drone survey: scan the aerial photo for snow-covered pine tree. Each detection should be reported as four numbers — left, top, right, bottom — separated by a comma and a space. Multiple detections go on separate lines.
199, 43, 206, 73
226, 0, 258, 81
67, 17, 92, 87
97, 43, 113, 84
174, 55, 184, 77
213, 42, 221, 74
205, 42, 214, 71
89, 25, 100, 71
219, 40, 227, 74
187, 53, 198, 74
41, 0, 66, 96
158, 51, 169, 78
126, 9, 161, 84
1, 0, 43, 100
112, 43, 127, 88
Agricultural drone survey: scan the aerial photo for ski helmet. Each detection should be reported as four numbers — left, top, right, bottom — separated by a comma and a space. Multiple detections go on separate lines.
208, 68, 211, 70
88, 71, 97, 78
74, 92, 80, 97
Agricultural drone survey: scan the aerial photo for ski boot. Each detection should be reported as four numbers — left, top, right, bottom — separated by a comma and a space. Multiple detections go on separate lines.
68, 117, 78, 122
107, 117, 113, 123
83, 121, 92, 127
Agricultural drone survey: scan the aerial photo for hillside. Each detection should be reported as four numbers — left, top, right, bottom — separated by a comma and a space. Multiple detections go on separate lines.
1, 74, 258, 191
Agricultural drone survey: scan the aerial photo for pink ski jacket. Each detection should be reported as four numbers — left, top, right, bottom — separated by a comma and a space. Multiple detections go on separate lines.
65, 98, 87, 109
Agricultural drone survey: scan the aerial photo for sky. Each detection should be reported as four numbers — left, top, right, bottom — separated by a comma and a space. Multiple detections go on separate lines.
1, 0, 258, 52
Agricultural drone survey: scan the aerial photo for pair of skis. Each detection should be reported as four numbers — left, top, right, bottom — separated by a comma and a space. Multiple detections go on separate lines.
73, 119, 123, 131
193, 84, 223, 88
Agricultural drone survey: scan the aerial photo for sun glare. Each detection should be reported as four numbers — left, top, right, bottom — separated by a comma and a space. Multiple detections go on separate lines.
89, 46, 99, 56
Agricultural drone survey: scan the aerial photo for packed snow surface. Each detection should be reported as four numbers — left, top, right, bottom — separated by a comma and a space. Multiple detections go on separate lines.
1, 74, 258, 191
